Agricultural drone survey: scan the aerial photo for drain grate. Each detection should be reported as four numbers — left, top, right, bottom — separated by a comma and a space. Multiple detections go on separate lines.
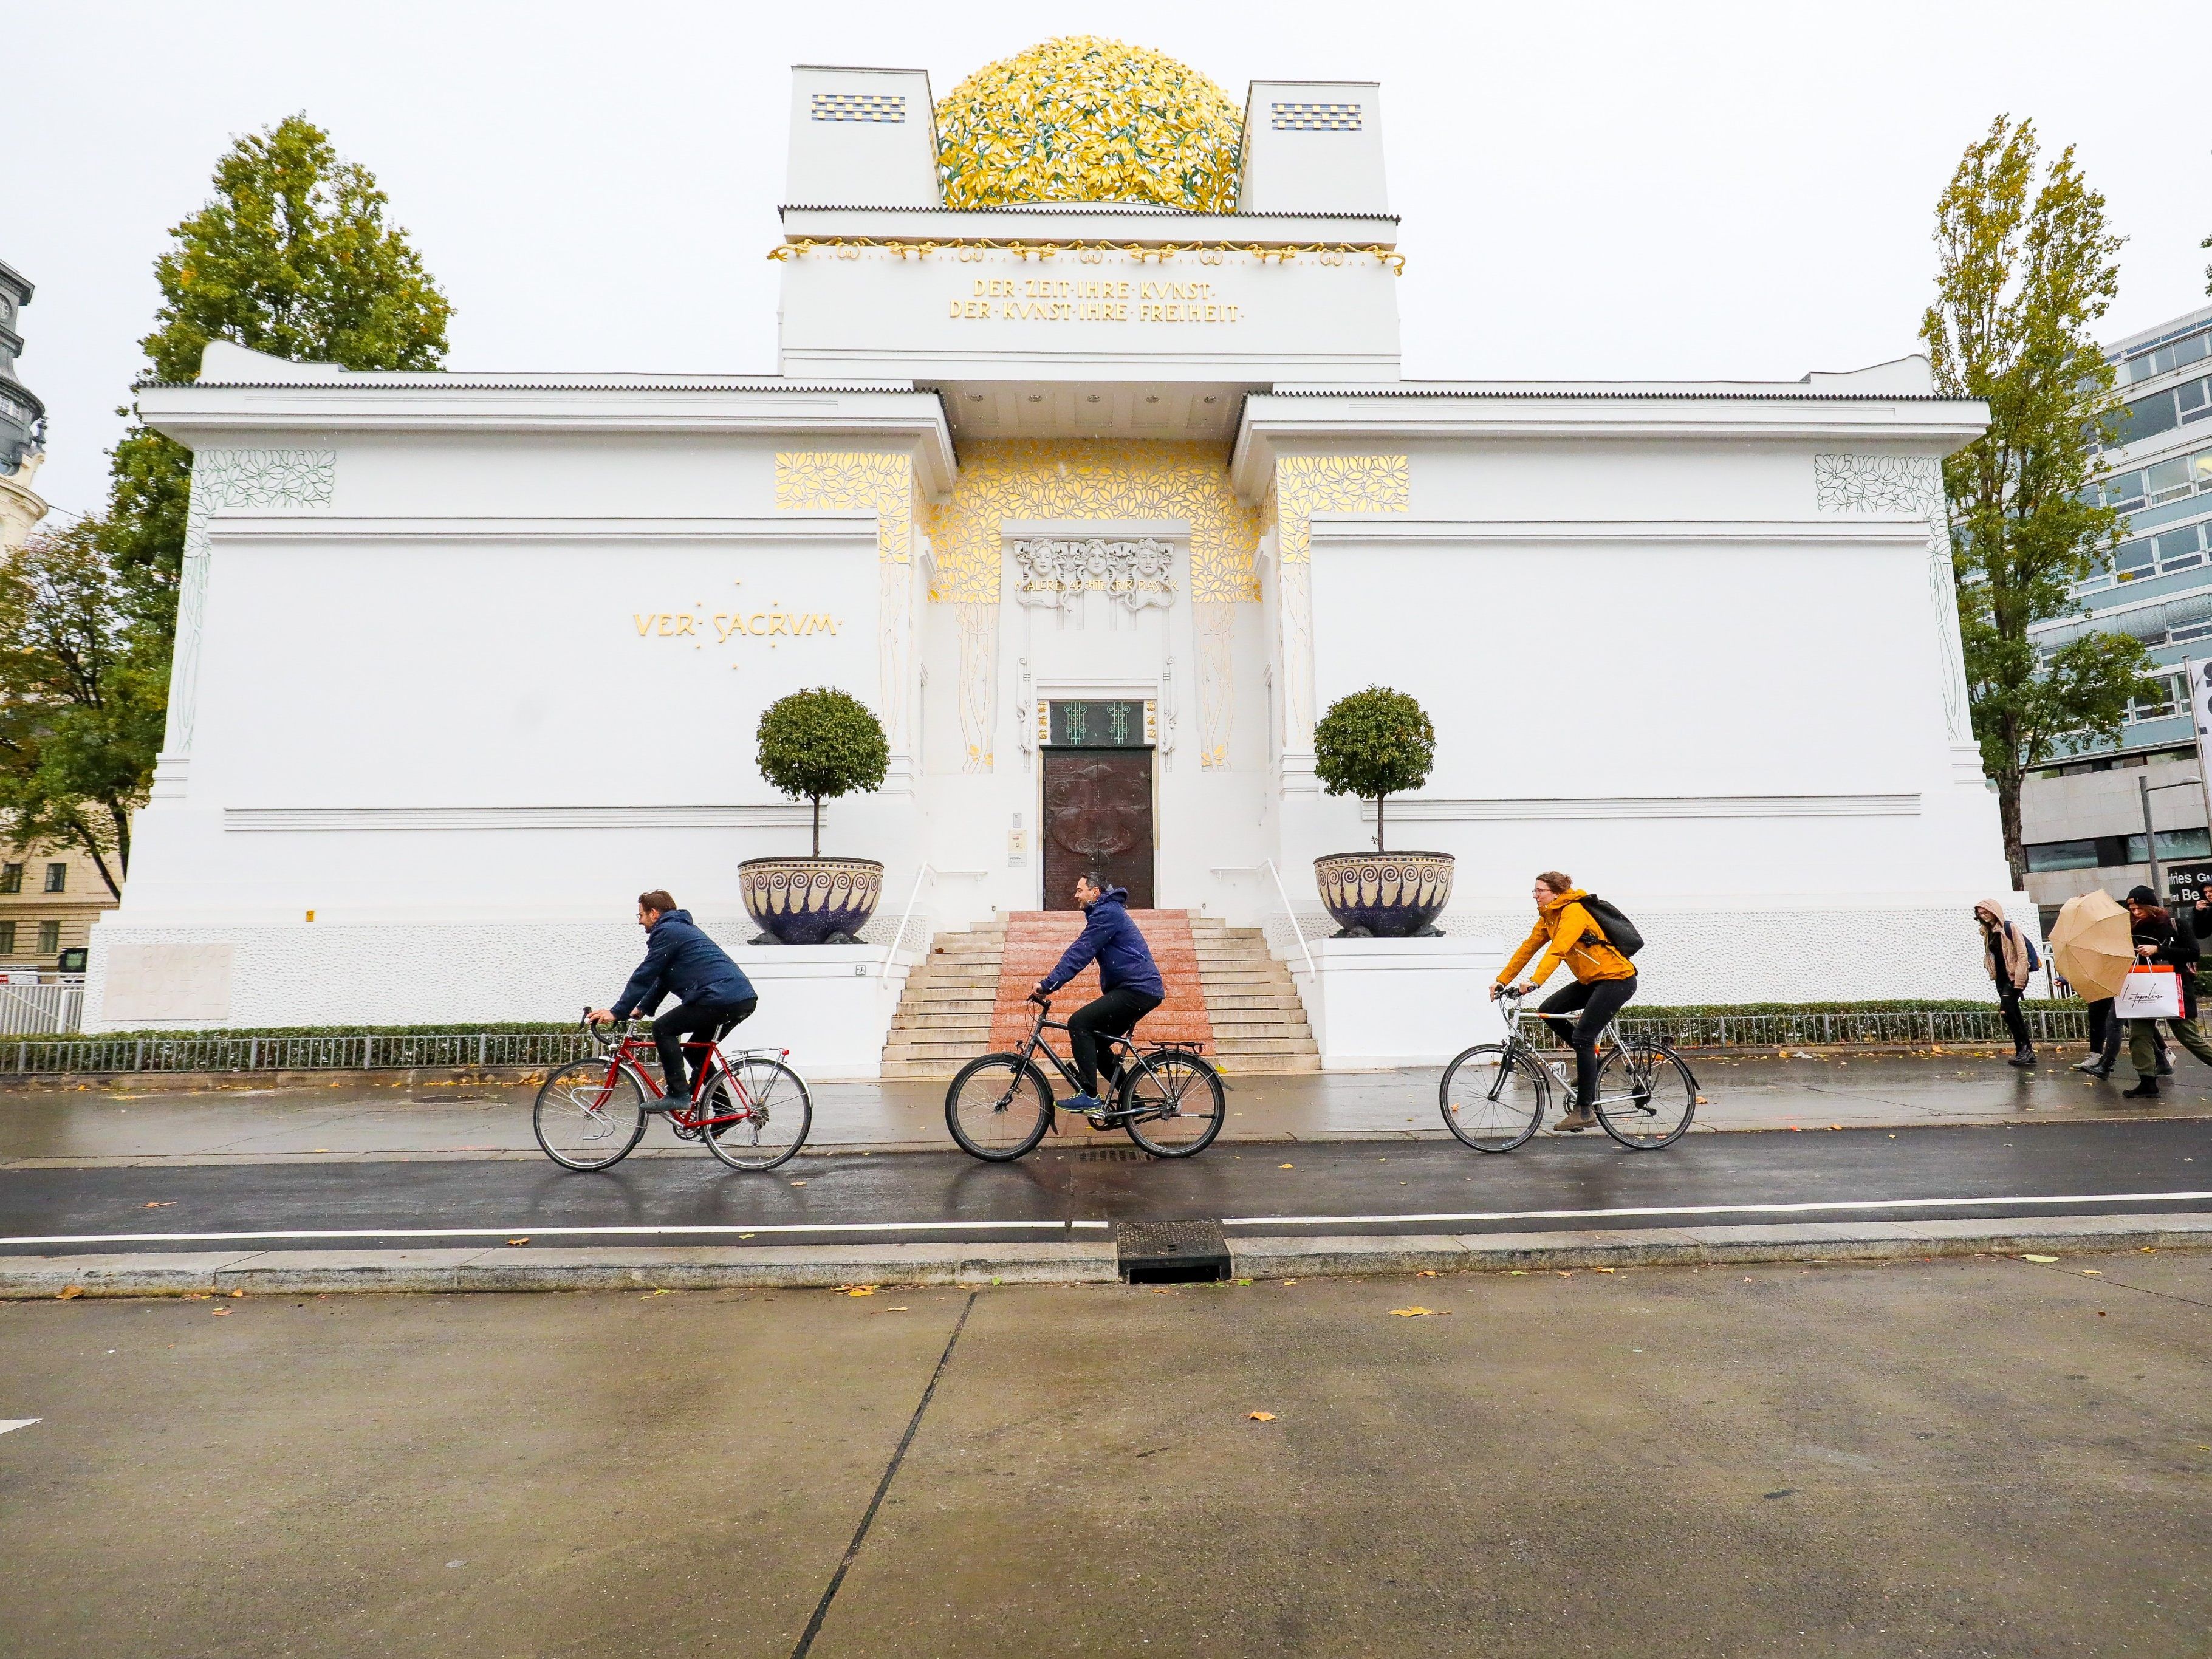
1115, 1219, 1230, 1284
1073, 1146, 1148, 1163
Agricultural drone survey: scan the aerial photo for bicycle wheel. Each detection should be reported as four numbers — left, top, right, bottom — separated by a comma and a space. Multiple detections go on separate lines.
704, 1054, 813, 1172
1595, 1042, 1698, 1149
1120, 1048, 1226, 1158
1439, 1043, 1548, 1152
533, 1058, 649, 1171
945, 1054, 1054, 1161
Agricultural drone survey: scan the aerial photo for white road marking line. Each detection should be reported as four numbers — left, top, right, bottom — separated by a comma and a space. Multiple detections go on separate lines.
0, 1419, 38, 1435
1221, 1189, 2212, 1227
0, 1219, 1111, 1248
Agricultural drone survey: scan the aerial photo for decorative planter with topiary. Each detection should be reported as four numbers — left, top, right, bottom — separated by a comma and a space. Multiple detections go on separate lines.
1310, 685, 1454, 938
741, 687, 891, 945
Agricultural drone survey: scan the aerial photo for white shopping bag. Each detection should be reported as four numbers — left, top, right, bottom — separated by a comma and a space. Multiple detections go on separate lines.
2114, 967, 2183, 1021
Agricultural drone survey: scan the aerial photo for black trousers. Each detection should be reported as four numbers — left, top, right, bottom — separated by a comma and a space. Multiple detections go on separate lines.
1067, 988, 1163, 1100
652, 994, 757, 1104
1996, 985, 2032, 1053
1540, 975, 1638, 1105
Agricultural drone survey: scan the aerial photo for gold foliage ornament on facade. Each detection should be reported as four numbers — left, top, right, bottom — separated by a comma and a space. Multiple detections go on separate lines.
936, 36, 1244, 213
766, 239, 1405, 275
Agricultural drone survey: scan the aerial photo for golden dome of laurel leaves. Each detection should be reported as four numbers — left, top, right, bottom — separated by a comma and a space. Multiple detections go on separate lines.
936, 36, 1244, 213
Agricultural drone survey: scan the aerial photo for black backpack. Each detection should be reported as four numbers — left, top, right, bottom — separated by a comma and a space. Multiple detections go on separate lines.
1579, 894, 1644, 959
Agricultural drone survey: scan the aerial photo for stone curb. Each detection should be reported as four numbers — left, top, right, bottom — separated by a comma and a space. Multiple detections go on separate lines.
5, 1213, 2210, 1298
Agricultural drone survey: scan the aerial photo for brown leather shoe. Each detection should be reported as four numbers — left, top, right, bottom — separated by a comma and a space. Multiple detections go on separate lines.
1553, 1107, 1598, 1132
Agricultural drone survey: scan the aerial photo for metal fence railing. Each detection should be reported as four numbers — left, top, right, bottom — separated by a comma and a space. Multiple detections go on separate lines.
0, 1007, 2101, 1077
2, 1030, 600, 1078
0, 976, 85, 1037
1522, 1007, 2092, 1051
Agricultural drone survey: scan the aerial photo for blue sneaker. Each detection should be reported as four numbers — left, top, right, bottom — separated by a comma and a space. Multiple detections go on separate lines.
1059, 1093, 1106, 1113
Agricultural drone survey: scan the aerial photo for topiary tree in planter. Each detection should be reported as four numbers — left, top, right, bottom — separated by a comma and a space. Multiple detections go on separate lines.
756, 686, 889, 855
1310, 686, 1453, 938
1313, 685, 1435, 852
743, 688, 892, 945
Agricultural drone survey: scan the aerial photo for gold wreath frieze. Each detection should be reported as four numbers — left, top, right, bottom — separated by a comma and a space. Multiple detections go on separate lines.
767, 238, 1405, 275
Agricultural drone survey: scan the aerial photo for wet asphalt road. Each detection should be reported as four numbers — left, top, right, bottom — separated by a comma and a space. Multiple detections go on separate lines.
2, 1118, 2207, 1251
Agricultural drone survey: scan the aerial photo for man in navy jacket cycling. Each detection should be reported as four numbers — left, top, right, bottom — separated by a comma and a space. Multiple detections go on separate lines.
589, 889, 758, 1110
1031, 872, 1165, 1112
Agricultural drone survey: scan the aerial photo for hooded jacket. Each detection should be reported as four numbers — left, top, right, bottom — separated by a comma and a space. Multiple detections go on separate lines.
1978, 899, 2032, 993
1498, 888, 1636, 988
1039, 886, 1166, 999
611, 909, 755, 1019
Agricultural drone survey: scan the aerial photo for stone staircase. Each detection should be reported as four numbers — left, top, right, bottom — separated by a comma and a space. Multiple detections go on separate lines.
879, 911, 1318, 1078
1188, 915, 1320, 1074
878, 918, 1007, 1080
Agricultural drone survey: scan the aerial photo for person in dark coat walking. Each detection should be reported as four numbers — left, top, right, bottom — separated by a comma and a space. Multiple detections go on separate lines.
590, 890, 758, 1109
1032, 873, 1166, 1112
2116, 884, 2212, 1099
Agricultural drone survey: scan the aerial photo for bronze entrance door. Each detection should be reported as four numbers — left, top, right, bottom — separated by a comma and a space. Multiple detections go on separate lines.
1041, 748, 1155, 909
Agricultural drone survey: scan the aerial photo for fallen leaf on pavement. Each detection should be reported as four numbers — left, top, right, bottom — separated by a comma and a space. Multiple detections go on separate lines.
2081, 1269, 2102, 1276
642, 1288, 674, 1297
1279, 1163, 1295, 1169
789, 1180, 807, 1188
143, 1202, 176, 1209
2022, 1254, 2059, 1264
55, 1285, 81, 1301
887, 1306, 910, 1312
1390, 1306, 1435, 1317
505, 1238, 530, 1246
1416, 1270, 1437, 1278
835, 1285, 877, 1296
229, 1290, 244, 1297
1280, 1279, 1298, 1286
1248, 1412, 1276, 1421
1595, 1267, 1617, 1274
210, 1307, 230, 1316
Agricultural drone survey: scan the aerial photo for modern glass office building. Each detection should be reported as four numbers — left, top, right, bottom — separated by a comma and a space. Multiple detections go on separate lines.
2021, 302, 2212, 931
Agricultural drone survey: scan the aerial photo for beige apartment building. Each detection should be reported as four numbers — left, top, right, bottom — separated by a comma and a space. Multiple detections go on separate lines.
0, 843, 117, 968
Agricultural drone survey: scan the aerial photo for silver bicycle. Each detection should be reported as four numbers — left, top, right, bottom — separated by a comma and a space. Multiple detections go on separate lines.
1439, 984, 1699, 1152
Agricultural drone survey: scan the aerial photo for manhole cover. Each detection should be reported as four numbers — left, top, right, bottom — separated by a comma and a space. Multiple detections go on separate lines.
1115, 1219, 1230, 1284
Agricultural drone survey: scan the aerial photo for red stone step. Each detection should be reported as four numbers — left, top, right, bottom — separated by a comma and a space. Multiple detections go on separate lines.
988, 910, 1215, 1056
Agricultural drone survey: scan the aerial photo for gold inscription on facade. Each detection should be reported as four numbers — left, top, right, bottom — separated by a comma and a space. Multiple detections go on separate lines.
949, 276, 1240, 324
632, 609, 842, 642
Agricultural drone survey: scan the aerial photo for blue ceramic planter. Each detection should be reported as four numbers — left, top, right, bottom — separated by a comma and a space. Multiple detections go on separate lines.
739, 857, 885, 945
1313, 851, 1455, 939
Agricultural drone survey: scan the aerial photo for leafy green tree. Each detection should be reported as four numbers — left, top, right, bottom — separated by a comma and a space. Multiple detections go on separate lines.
105, 113, 453, 585
756, 688, 889, 856
1312, 686, 1436, 852
1920, 114, 2153, 889
0, 524, 168, 897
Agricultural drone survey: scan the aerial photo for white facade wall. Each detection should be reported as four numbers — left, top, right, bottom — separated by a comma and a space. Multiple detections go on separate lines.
84, 61, 2019, 1058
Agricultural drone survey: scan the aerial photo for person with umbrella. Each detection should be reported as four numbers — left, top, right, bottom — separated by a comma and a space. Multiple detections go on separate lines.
2114, 885, 2212, 1100
2050, 890, 2162, 1079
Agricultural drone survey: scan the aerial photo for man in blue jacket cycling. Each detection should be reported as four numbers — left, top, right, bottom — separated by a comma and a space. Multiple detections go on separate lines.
589, 889, 758, 1110
1031, 872, 1165, 1112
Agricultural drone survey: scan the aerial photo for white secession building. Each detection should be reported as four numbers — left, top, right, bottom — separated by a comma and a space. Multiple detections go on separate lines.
87, 40, 2023, 1069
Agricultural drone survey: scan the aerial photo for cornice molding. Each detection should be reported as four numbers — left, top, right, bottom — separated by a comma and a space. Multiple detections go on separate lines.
204, 513, 882, 545
225, 804, 820, 832
1304, 517, 1932, 548
1360, 793, 1922, 823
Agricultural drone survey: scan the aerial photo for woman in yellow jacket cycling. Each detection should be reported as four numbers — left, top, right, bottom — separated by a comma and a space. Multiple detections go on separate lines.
1492, 871, 1638, 1132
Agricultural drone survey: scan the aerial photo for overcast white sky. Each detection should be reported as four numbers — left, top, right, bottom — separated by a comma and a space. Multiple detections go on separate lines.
7, 0, 2208, 520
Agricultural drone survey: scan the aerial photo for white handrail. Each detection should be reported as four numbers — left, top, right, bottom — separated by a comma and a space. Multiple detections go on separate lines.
1207, 860, 1319, 977
876, 866, 990, 980
878, 863, 937, 980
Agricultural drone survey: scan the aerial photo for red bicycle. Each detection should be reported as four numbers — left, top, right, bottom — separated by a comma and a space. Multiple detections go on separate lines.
532, 1010, 813, 1172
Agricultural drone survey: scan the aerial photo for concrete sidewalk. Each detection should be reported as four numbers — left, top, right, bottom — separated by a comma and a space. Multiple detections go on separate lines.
2, 1046, 2207, 1168
6, 1252, 2209, 1655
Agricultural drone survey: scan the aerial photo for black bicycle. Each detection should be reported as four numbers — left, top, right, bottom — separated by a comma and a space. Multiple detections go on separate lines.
944, 996, 1227, 1161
